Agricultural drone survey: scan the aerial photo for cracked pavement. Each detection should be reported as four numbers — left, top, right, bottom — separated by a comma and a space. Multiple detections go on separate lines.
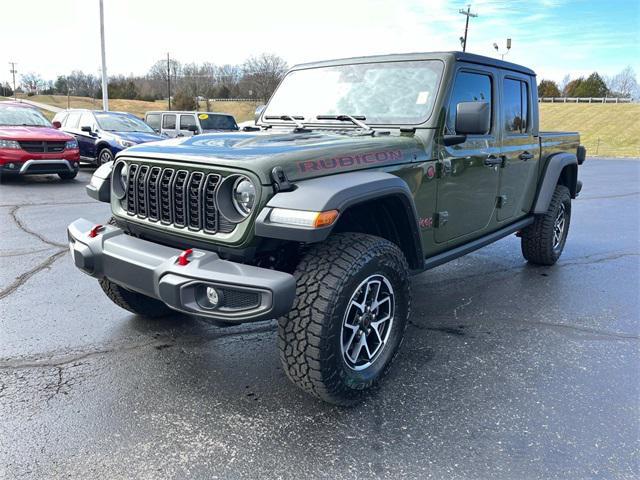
0, 159, 638, 479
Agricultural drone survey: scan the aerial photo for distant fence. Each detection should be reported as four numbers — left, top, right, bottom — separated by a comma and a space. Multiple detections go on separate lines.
539, 97, 633, 103
209, 98, 260, 102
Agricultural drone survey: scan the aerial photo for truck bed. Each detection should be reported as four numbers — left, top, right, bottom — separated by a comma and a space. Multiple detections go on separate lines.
539, 131, 580, 162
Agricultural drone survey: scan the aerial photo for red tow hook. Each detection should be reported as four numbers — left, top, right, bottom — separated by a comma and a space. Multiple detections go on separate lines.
88, 224, 105, 238
177, 248, 194, 266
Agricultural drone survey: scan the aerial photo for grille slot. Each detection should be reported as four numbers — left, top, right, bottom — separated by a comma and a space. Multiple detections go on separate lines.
18, 141, 66, 153
219, 288, 261, 310
123, 162, 233, 235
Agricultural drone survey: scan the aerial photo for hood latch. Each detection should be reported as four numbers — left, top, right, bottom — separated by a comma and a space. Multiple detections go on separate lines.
271, 166, 294, 193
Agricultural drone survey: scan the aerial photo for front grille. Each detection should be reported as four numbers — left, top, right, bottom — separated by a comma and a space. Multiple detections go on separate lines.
18, 141, 66, 153
123, 162, 235, 235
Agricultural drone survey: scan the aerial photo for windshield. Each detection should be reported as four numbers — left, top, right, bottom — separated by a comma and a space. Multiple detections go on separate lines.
199, 114, 238, 131
264, 60, 444, 125
95, 113, 155, 133
0, 107, 51, 127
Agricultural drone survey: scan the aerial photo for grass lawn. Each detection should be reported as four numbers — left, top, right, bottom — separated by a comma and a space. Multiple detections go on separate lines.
4, 95, 638, 157
539, 103, 640, 157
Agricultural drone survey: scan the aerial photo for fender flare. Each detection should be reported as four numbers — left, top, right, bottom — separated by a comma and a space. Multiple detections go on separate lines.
533, 152, 578, 214
255, 171, 423, 261
86, 161, 113, 203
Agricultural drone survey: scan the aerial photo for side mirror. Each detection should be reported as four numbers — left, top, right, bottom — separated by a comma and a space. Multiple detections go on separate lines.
52, 120, 62, 129
81, 125, 92, 133
455, 101, 491, 135
187, 124, 199, 134
254, 105, 266, 123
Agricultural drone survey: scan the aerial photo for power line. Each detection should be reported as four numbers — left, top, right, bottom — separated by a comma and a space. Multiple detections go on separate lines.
459, 4, 478, 52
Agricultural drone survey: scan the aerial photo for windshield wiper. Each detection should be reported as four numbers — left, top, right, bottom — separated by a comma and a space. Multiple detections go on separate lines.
316, 114, 372, 131
264, 115, 306, 130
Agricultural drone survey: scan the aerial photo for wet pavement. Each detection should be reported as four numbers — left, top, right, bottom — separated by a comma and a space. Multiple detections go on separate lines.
0, 159, 638, 479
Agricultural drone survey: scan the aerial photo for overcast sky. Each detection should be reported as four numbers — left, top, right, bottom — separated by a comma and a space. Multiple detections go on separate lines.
2, 0, 638, 85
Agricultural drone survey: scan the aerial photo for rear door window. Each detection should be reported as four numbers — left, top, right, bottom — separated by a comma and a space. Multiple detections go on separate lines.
503, 78, 529, 134
179, 114, 197, 131
446, 71, 492, 135
162, 114, 176, 129
146, 113, 161, 131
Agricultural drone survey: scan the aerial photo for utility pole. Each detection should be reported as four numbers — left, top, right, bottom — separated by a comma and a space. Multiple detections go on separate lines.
459, 4, 478, 52
99, 0, 109, 111
167, 52, 172, 110
9, 62, 17, 100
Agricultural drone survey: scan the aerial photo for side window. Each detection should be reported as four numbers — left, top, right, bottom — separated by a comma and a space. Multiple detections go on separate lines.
146, 113, 160, 131
162, 114, 176, 129
65, 112, 81, 128
503, 78, 529, 134
179, 115, 196, 130
79, 112, 94, 129
446, 71, 492, 134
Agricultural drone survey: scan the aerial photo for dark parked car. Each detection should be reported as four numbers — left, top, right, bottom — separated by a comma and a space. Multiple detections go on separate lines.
52, 109, 164, 165
70, 52, 585, 405
0, 103, 80, 180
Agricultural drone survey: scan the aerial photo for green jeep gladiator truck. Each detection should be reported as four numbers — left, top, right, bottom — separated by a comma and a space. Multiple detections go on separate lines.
69, 51, 585, 405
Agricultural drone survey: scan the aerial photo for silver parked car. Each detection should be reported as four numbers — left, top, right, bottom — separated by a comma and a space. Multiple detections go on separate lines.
144, 111, 239, 137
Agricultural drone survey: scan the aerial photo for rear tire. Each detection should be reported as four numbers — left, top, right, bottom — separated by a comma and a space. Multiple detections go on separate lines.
521, 184, 571, 265
99, 278, 173, 318
278, 233, 411, 406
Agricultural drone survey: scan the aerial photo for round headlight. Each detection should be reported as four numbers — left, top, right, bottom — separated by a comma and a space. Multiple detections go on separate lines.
120, 163, 129, 188
232, 177, 256, 216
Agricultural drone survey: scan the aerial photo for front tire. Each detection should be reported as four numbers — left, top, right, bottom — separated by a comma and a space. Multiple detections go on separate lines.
58, 171, 78, 180
97, 147, 114, 166
521, 184, 571, 265
278, 233, 411, 405
99, 278, 173, 318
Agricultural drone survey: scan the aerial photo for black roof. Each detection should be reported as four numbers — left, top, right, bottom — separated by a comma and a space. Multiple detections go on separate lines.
292, 51, 536, 76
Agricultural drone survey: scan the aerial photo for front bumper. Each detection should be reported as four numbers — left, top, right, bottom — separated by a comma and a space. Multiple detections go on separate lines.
1, 159, 79, 175
68, 218, 296, 322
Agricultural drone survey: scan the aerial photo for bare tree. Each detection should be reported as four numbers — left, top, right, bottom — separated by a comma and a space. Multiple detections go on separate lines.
606, 66, 638, 98
21, 72, 44, 94
242, 53, 288, 101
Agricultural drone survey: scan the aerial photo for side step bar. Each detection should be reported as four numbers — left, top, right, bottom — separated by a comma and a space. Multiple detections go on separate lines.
423, 216, 534, 271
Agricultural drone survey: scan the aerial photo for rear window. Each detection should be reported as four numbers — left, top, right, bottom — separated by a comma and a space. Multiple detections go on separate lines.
146, 113, 161, 131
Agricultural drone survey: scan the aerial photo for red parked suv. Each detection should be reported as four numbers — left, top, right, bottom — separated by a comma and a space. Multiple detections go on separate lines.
0, 102, 80, 181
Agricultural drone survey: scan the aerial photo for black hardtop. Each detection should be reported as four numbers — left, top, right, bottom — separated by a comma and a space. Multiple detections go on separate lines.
291, 51, 536, 76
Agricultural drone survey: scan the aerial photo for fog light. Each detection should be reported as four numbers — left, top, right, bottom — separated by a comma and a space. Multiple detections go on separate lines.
206, 287, 220, 307
8, 163, 15, 169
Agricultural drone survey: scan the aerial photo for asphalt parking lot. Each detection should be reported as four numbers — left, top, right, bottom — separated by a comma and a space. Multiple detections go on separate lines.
0, 158, 638, 479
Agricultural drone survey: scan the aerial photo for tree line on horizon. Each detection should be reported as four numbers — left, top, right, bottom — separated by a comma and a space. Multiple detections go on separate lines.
0, 53, 288, 109
2, 57, 638, 105
537, 66, 638, 99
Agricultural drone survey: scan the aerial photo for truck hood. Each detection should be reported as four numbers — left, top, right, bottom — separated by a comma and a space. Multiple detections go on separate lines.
123, 130, 428, 184
0, 126, 74, 142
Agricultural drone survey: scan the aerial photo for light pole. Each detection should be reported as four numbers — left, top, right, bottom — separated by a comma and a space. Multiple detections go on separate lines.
459, 4, 478, 52
99, 0, 109, 111
493, 38, 512, 60
9, 62, 17, 100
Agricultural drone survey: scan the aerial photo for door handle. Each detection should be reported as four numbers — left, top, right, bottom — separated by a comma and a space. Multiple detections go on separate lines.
519, 151, 534, 161
484, 155, 504, 167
